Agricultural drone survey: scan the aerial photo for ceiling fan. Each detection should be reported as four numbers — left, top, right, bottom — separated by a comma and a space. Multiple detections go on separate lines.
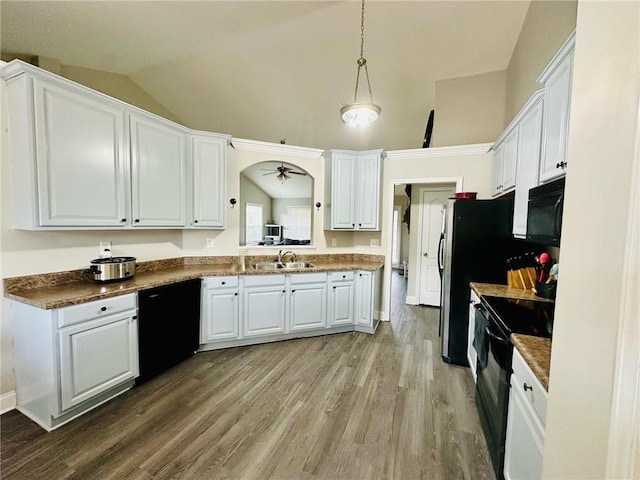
261, 163, 307, 182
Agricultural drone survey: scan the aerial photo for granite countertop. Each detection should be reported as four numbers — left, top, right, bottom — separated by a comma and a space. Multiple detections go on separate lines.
511, 334, 552, 391
4, 254, 384, 310
470, 281, 553, 391
470, 281, 555, 303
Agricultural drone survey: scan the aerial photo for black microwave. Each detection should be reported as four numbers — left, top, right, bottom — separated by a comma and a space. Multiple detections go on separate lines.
526, 176, 565, 246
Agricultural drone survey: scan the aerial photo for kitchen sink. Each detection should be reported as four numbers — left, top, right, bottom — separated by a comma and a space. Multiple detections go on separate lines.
252, 262, 285, 270
251, 261, 315, 270
283, 262, 315, 269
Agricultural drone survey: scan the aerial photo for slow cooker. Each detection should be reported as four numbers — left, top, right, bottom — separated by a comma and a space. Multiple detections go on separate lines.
85, 256, 137, 283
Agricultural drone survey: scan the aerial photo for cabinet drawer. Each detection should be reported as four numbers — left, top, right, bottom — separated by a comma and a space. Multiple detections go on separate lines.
290, 272, 328, 284
331, 271, 354, 282
512, 348, 548, 426
242, 274, 286, 287
58, 294, 136, 327
204, 276, 238, 289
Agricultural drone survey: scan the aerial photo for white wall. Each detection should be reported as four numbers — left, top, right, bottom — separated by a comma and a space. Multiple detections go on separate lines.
238, 173, 273, 245
543, 1, 639, 477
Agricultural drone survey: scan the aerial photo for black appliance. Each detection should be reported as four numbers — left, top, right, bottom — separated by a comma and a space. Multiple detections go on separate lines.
526, 176, 565, 246
474, 295, 553, 480
137, 279, 201, 384
437, 198, 529, 365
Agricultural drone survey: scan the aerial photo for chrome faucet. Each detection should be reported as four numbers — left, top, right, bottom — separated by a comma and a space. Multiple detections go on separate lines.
278, 250, 296, 264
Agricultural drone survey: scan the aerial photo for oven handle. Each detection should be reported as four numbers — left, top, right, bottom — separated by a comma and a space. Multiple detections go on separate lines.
485, 327, 511, 346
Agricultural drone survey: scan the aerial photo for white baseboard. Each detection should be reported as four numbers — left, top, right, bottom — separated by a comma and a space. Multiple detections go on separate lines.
1, 390, 16, 414
405, 295, 418, 305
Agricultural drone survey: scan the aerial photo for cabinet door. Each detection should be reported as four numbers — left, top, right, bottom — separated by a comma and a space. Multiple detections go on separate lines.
59, 311, 137, 411
242, 283, 286, 337
33, 80, 129, 227
356, 152, 381, 229
130, 114, 187, 227
491, 143, 505, 196
502, 128, 519, 192
202, 288, 239, 342
513, 96, 544, 237
329, 281, 355, 326
192, 134, 227, 228
331, 153, 357, 229
354, 271, 374, 327
539, 53, 573, 183
504, 373, 545, 480
289, 282, 327, 331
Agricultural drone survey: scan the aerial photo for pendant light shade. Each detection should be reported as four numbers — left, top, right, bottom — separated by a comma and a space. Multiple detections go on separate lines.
340, 0, 381, 127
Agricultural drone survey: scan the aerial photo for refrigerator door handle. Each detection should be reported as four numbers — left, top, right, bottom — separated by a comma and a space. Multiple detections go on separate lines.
437, 234, 445, 271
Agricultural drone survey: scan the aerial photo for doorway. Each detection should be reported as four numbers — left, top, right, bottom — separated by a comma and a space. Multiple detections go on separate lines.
417, 188, 452, 306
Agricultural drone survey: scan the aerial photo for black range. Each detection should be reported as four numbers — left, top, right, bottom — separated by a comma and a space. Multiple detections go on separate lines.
482, 295, 554, 339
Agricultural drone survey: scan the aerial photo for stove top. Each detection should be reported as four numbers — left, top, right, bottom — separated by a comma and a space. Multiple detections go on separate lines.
482, 296, 554, 338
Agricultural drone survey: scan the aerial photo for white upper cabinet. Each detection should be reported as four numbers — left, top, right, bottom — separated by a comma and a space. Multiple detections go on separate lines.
325, 149, 383, 230
1, 60, 229, 230
130, 113, 187, 227
190, 132, 229, 228
538, 31, 575, 183
491, 126, 518, 196
512, 91, 544, 237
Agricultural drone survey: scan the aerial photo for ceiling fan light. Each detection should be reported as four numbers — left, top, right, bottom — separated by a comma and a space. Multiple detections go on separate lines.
340, 103, 381, 127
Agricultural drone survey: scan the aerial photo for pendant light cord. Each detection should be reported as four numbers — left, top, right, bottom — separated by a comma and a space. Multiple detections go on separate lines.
352, 0, 375, 104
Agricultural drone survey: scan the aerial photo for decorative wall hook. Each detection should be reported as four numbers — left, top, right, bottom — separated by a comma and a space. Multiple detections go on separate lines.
315, 201, 322, 211
229, 198, 237, 208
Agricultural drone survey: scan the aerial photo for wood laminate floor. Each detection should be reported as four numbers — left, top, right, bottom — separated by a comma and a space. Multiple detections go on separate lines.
1, 271, 493, 480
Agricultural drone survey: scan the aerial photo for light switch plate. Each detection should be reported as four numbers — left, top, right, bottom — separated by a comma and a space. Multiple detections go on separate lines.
370, 238, 379, 247
331, 238, 337, 247
206, 238, 215, 248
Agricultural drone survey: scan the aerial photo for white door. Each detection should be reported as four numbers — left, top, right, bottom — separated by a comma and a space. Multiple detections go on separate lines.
192, 134, 227, 228
59, 312, 137, 410
202, 288, 239, 342
331, 153, 357, 229
356, 152, 381, 229
242, 279, 286, 337
289, 282, 327, 331
354, 271, 373, 327
130, 113, 187, 227
330, 281, 355, 326
418, 189, 450, 306
33, 80, 129, 227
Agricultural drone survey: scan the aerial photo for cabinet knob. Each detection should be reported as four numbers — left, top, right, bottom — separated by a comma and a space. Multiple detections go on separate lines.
282, 290, 286, 293
121, 218, 127, 223
333, 286, 337, 290
132, 315, 138, 319
359, 223, 362, 227
423, 252, 428, 257
523, 383, 533, 392
221, 281, 226, 285
134, 219, 140, 223
100, 306, 107, 312
194, 220, 199, 224
292, 290, 296, 293
234, 292, 238, 296
342, 275, 346, 279
352, 223, 355, 227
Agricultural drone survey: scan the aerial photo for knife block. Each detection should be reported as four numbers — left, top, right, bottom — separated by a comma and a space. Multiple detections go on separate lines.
508, 267, 537, 290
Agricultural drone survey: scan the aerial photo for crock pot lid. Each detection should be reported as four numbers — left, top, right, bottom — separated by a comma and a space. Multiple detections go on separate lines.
90, 256, 137, 264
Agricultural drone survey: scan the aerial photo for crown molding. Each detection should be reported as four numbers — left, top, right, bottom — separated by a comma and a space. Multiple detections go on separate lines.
385, 143, 492, 160
231, 138, 324, 159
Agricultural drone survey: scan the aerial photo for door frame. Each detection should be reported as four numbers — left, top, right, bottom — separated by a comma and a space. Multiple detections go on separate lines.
382, 177, 462, 319
416, 187, 454, 306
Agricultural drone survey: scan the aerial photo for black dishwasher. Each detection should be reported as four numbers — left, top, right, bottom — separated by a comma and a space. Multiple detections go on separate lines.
137, 279, 201, 384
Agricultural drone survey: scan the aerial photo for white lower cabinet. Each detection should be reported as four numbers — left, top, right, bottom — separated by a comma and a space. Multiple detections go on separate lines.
242, 274, 287, 337
289, 273, 328, 332
467, 289, 480, 382
201, 276, 240, 342
354, 270, 379, 332
504, 348, 548, 480
11, 294, 138, 431
328, 271, 355, 326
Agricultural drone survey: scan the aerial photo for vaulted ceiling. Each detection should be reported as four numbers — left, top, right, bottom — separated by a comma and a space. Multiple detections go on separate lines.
1, 1, 530, 151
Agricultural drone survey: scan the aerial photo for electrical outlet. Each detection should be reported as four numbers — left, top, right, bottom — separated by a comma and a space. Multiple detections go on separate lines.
206, 238, 215, 248
370, 238, 379, 247
331, 238, 337, 247
99, 241, 112, 257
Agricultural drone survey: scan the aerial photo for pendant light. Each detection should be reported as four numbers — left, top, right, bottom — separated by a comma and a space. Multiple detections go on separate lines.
340, 0, 381, 127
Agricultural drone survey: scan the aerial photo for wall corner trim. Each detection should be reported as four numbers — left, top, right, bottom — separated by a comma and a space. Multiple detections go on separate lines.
0, 391, 17, 414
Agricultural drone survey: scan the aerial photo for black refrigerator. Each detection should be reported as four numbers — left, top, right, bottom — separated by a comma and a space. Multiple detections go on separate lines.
437, 197, 525, 365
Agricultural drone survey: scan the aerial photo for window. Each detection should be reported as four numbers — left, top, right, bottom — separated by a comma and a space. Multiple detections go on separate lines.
245, 203, 263, 245
392, 206, 401, 266
285, 206, 311, 241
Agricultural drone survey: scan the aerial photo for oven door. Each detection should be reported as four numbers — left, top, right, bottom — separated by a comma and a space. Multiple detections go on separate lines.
475, 304, 513, 480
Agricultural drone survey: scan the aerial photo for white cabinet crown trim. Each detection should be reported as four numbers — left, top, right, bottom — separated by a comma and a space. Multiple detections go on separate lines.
230, 137, 323, 158
493, 90, 545, 149
537, 30, 577, 83
385, 143, 492, 159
